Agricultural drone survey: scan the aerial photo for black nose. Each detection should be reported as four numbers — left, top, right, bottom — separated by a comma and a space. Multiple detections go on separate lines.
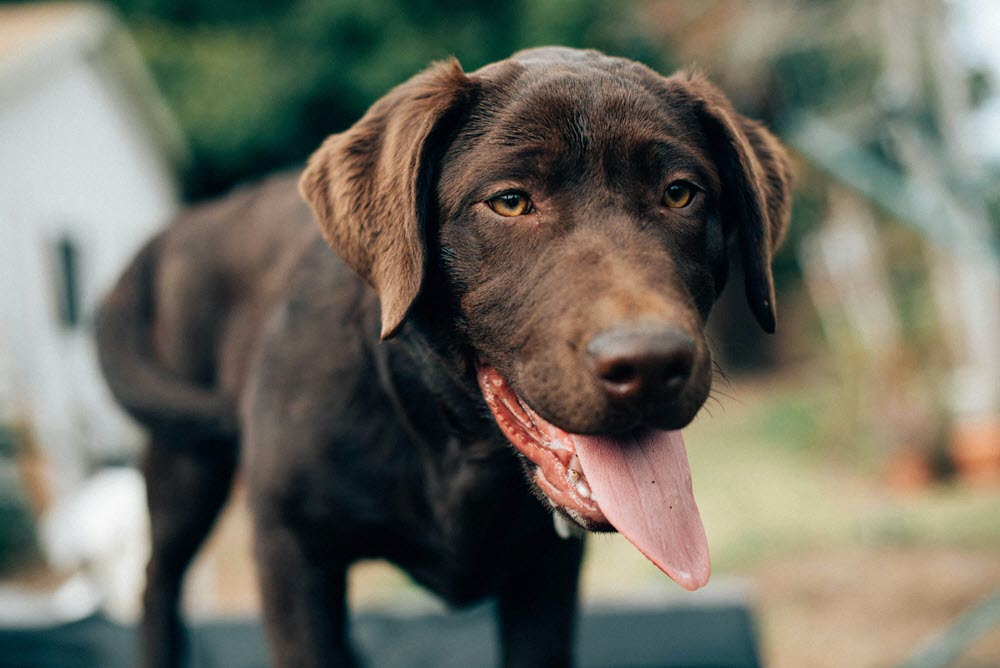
586, 325, 696, 401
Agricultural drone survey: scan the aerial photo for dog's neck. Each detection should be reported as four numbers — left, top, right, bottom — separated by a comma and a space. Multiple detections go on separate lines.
375, 318, 528, 533
381, 317, 494, 444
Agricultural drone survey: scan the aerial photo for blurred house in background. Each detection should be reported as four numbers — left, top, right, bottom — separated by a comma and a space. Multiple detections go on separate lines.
0, 2, 183, 499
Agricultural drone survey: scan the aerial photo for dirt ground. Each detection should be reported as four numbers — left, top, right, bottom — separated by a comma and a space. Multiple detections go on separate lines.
179, 483, 1000, 668
749, 547, 1000, 668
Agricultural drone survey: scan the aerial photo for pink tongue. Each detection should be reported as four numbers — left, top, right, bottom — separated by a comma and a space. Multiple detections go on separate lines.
571, 429, 710, 591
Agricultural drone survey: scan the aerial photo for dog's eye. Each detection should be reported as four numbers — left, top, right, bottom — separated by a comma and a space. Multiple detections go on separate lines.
662, 181, 695, 208
487, 192, 532, 217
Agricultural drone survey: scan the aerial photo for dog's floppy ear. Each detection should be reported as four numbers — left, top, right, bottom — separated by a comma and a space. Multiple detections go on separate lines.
669, 73, 793, 333
300, 58, 471, 340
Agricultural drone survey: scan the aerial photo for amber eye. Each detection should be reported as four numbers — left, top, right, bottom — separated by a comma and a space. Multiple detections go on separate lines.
662, 181, 695, 208
487, 192, 531, 217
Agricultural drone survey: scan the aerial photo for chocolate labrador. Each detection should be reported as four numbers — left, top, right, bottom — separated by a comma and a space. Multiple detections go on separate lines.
96, 47, 791, 668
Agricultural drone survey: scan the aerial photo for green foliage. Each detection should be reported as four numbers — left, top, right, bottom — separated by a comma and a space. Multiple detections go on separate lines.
110, 0, 666, 198
986, 165, 1000, 233
772, 41, 881, 117
772, 170, 826, 289
0, 425, 40, 574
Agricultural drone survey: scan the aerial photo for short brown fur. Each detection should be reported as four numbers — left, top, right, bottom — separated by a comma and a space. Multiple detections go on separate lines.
97, 47, 791, 668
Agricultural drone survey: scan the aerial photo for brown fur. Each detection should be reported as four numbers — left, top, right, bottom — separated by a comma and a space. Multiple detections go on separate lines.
97, 47, 791, 668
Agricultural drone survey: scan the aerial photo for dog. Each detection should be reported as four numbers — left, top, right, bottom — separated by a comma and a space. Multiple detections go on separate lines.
96, 47, 791, 668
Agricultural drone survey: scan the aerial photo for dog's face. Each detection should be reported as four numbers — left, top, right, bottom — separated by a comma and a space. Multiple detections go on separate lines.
301, 48, 791, 590
438, 56, 731, 437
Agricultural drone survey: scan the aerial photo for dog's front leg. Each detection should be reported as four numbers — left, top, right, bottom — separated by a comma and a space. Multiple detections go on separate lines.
253, 519, 356, 668
497, 530, 585, 668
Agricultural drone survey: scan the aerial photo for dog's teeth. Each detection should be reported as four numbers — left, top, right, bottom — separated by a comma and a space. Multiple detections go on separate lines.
566, 465, 591, 498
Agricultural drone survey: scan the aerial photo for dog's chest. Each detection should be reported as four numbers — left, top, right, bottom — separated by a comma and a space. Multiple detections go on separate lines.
389, 440, 551, 604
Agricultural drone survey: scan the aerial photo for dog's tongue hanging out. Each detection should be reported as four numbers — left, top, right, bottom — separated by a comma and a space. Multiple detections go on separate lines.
570, 430, 710, 591
477, 365, 710, 591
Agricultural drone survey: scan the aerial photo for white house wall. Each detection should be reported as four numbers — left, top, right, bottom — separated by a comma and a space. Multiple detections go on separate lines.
0, 49, 179, 493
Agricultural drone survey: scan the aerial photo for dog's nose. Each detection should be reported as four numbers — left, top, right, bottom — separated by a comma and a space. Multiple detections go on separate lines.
586, 325, 696, 401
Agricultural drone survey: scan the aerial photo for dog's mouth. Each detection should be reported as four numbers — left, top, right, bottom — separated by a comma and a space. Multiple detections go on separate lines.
476, 363, 710, 591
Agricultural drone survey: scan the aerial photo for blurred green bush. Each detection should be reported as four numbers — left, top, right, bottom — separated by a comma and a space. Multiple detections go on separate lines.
110, 0, 671, 199
0, 425, 40, 574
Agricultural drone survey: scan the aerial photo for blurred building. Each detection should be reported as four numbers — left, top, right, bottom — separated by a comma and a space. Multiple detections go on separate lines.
0, 2, 184, 497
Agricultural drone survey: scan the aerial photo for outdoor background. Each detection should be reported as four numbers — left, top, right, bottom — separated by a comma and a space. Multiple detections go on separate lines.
1, 1, 998, 667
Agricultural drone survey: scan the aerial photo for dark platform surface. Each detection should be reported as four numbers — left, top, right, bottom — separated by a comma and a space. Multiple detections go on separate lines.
0, 602, 760, 668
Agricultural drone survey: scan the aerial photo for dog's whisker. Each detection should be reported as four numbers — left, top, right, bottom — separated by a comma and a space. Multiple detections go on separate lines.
710, 361, 734, 389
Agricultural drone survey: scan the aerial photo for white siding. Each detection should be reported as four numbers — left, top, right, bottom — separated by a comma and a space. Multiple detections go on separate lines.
0, 44, 179, 493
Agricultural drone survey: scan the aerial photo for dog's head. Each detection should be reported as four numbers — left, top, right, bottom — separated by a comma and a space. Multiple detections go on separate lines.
301, 47, 792, 590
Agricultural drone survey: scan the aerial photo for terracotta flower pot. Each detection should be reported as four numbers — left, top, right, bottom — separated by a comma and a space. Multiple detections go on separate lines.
950, 417, 1000, 486
886, 449, 934, 491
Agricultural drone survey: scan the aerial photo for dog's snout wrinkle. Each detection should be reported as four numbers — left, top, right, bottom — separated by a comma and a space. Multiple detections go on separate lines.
586, 324, 695, 402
